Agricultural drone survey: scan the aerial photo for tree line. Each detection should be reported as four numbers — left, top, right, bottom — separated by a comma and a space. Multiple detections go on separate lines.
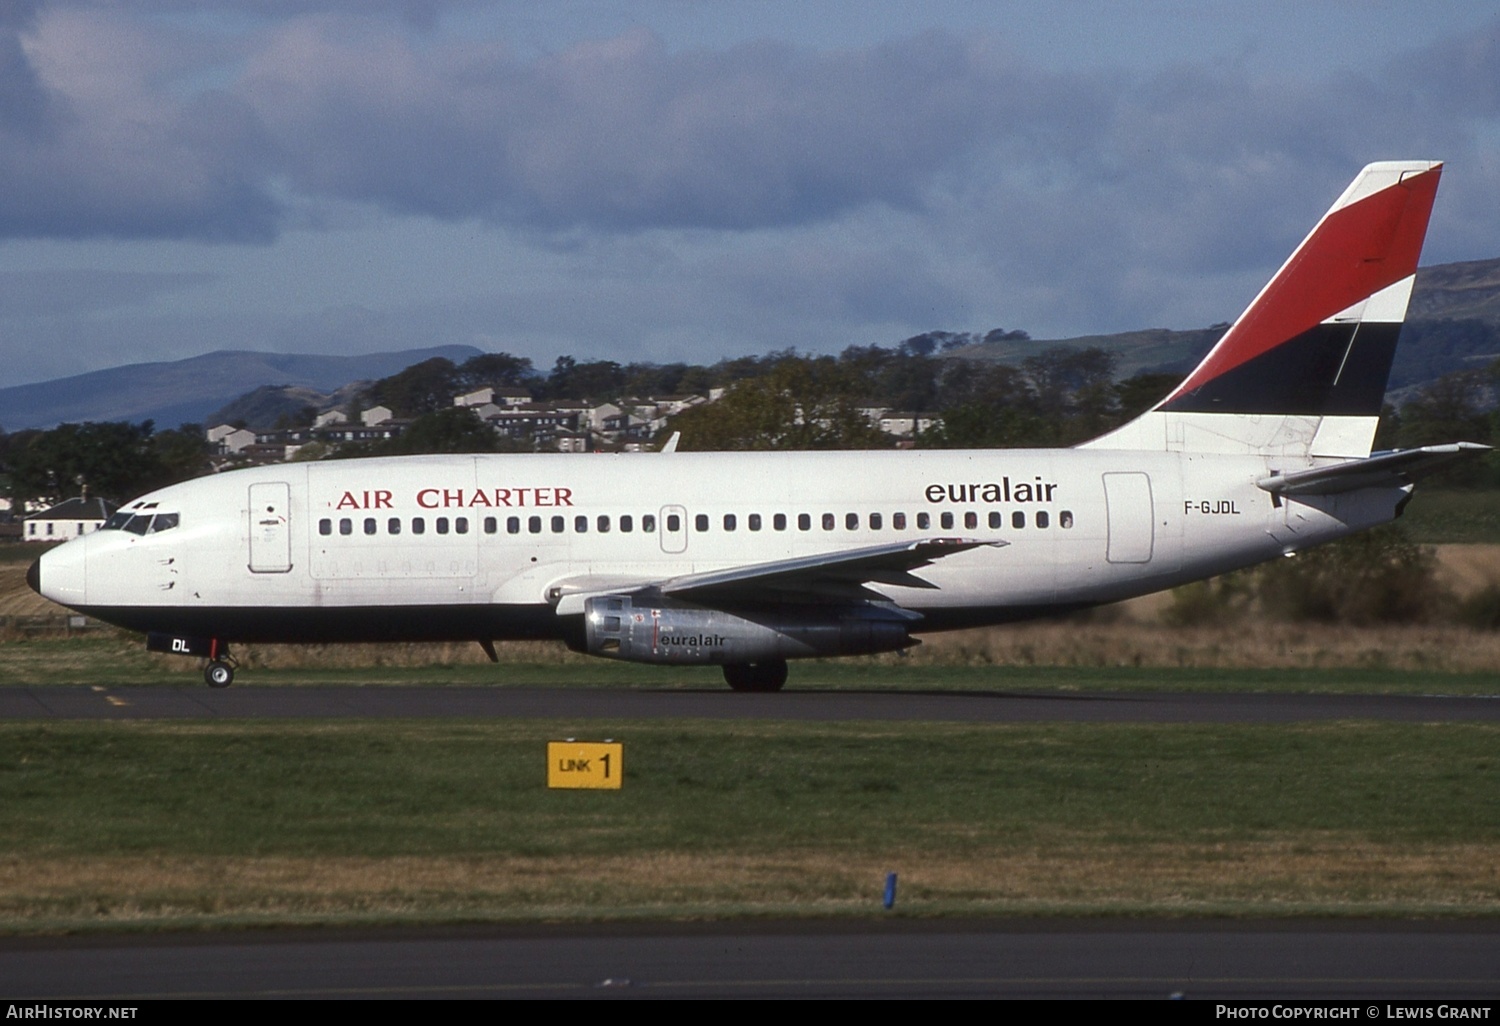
5, 332, 1500, 508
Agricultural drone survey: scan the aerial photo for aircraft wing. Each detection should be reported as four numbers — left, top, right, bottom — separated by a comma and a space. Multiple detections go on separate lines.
1257, 442, 1490, 496
551, 537, 1003, 614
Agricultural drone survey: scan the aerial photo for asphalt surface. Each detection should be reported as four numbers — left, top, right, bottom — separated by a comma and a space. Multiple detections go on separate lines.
3, 920, 1499, 1000
4, 684, 1500, 722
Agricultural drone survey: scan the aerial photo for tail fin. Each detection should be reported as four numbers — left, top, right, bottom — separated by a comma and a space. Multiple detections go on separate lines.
1082, 160, 1442, 456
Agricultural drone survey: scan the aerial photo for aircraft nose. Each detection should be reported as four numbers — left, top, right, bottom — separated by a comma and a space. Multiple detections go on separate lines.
32, 540, 87, 608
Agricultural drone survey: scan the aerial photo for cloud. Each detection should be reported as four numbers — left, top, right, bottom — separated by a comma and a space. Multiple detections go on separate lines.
0, 269, 215, 317
2, 2, 1499, 305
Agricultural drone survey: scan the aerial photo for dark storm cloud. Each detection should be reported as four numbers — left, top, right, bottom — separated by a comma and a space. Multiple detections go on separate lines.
238, 24, 1040, 231
4, 1, 1500, 272
0, 0, 53, 137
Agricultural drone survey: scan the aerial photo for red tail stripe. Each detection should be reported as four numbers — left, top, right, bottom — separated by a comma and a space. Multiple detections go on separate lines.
1164, 166, 1441, 404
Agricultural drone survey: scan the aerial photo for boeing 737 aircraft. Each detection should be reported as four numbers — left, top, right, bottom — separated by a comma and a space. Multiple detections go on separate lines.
27, 161, 1486, 690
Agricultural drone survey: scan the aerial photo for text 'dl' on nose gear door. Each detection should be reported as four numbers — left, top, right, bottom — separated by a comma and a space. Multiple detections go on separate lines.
248, 482, 292, 573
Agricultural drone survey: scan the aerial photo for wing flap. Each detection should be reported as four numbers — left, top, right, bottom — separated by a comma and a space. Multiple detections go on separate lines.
550, 537, 1003, 615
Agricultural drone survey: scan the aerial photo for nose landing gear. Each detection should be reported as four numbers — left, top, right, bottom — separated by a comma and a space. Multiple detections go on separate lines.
204, 659, 236, 688
145, 632, 237, 687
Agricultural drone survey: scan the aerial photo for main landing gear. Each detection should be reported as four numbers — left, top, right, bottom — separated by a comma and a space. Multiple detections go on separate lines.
722, 660, 789, 693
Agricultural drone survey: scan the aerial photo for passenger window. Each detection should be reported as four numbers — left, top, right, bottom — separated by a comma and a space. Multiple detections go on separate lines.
575, 515, 588, 533
598, 516, 610, 533
1012, 511, 1026, 529
339, 518, 352, 536
695, 514, 709, 532
666, 514, 680, 532
621, 515, 634, 533
1061, 510, 1074, 529
643, 514, 657, 532
364, 518, 377, 535
389, 517, 402, 534
724, 514, 736, 531
916, 512, 930, 530
822, 513, 835, 531
483, 517, 496, 534
507, 516, 520, 534
989, 511, 1002, 529
749, 514, 762, 531
940, 512, 954, 530
893, 512, 906, 530
845, 513, 858, 530
964, 511, 977, 530
798, 513, 811, 531
1037, 511, 1050, 529
456, 517, 469, 534
413, 517, 426, 535
870, 512, 882, 530
437, 517, 450, 535
319, 518, 332, 536
528, 516, 541, 534
551, 516, 565, 533
774, 513, 787, 531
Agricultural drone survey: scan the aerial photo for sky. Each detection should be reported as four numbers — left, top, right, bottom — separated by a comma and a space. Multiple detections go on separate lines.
1, 1, 1498, 390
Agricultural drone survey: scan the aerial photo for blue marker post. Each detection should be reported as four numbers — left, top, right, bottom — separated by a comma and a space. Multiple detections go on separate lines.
883, 872, 898, 910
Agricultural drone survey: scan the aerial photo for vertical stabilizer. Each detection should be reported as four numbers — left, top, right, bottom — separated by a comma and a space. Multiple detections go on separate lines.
1082, 161, 1442, 456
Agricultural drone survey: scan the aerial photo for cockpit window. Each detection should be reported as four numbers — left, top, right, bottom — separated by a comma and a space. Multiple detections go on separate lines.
103, 511, 179, 534
147, 513, 179, 534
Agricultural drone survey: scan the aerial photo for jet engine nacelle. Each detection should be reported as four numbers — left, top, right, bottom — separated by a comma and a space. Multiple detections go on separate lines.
581, 595, 913, 664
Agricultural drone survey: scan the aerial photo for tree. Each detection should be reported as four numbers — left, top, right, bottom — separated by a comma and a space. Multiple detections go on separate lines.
361, 358, 461, 417
3, 421, 210, 506
387, 407, 500, 455
668, 356, 892, 451
457, 352, 536, 391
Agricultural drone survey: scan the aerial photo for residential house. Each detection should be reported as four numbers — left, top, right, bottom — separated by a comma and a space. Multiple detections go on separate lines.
24, 496, 117, 542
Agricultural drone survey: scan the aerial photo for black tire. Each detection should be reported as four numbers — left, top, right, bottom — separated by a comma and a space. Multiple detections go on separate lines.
205, 661, 234, 688
723, 660, 788, 692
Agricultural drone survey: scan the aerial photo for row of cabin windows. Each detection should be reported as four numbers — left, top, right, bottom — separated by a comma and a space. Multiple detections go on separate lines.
318, 509, 1075, 538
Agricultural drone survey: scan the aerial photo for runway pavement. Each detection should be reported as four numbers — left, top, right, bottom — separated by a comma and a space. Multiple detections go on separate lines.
2, 683, 1499, 722
2, 919, 1498, 999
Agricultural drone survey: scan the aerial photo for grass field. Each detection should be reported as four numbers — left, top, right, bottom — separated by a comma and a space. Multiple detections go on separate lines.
4, 534, 1500, 934
1, 719, 1497, 931
1399, 490, 1500, 544
4, 632, 1500, 691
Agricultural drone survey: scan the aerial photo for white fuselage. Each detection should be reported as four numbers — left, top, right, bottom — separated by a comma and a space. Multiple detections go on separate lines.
36, 447, 1405, 645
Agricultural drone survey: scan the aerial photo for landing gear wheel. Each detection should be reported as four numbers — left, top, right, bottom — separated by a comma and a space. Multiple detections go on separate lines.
723, 660, 788, 692
204, 660, 235, 688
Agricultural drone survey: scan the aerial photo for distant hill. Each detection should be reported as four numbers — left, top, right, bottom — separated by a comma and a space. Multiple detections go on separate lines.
946, 257, 1500, 392
0, 346, 483, 431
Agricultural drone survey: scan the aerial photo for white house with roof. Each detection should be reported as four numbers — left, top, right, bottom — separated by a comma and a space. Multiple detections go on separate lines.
24, 496, 118, 542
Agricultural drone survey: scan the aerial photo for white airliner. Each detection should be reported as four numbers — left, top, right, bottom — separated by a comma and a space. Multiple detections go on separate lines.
28, 161, 1485, 690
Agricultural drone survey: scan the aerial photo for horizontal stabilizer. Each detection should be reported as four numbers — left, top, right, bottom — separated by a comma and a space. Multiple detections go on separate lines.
1257, 442, 1490, 496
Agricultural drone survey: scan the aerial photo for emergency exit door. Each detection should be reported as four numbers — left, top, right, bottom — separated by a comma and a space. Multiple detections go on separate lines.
1102, 472, 1154, 564
248, 482, 292, 573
